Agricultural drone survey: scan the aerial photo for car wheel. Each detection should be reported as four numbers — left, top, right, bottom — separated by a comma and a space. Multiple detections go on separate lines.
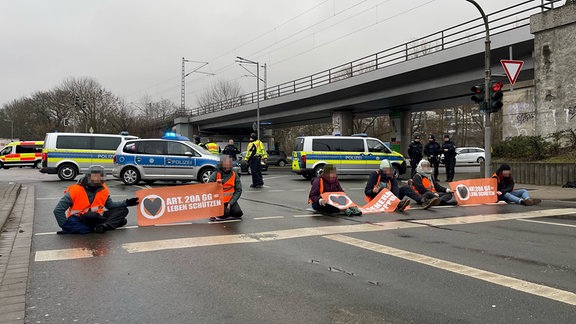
198, 168, 214, 183
477, 157, 485, 163
392, 164, 401, 178
34, 160, 42, 169
57, 164, 78, 181
313, 164, 325, 177
278, 160, 286, 167
121, 167, 140, 185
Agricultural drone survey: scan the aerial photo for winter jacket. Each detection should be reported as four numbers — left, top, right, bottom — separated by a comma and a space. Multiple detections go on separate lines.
209, 166, 242, 206
441, 140, 457, 158
412, 173, 449, 194
308, 176, 344, 204
424, 141, 441, 157
408, 141, 423, 160
364, 170, 400, 199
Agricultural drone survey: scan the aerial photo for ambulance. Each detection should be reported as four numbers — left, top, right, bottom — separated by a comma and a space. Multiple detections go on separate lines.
0, 141, 44, 169
40, 132, 138, 181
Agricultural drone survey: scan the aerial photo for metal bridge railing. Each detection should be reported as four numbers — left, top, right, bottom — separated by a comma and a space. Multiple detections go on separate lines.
188, 0, 562, 118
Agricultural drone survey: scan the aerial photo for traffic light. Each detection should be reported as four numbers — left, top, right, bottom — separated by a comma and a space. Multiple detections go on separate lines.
74, 95, 81, 107
470, 84, 486, 111
64, 118, 70, 126
490, 81, 504, 113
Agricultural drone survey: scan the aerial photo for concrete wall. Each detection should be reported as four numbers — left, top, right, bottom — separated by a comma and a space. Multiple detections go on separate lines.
531, 3, 576, 137
490, 162, 576, 186
501, 82, 537, 138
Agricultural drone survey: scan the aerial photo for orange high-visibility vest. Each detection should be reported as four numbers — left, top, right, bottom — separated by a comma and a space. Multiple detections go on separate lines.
216, 172, 236, 203
66, 183, 109, 218
365, 172, 392, 202
491, 173, 500, 183
412, 175, 435, 193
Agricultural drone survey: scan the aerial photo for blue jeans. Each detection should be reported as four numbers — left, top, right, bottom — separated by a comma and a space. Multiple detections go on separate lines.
502, 189, 530, 204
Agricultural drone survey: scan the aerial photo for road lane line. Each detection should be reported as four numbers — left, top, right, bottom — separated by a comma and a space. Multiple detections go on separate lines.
324, 234, 576, 306
34, 208, 576, 261
262, 175, 289, 180
34, 248, 99, 262
517, 219, 576, 228
268, 190, 285, 192
293, 214, 324, 218
253, 216, 285, 220
34, 225, 139, 236
290, 189, 307, 192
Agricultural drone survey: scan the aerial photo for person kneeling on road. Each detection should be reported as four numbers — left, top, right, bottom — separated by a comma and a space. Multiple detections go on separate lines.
411, 160, 456, 206
208, 156, 243, 221
492, 163, 541, 206
365, 159, 438, 211
308, 164, 362, 216
53, 165, 139, 234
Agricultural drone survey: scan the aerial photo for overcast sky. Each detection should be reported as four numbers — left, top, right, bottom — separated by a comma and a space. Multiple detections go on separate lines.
0, 0, 559, 109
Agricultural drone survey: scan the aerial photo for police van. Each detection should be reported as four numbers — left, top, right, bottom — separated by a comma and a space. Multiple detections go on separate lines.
292, 135, 406, 179
41, 132, 138, 180
112, 138, 220, 185
0, 141, 44, 169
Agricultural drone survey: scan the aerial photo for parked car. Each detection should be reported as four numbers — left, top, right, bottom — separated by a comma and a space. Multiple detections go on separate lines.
440, 147, 485, 164
237, 151, 268, 174
267, 150, 289, 166
112, 138, 219, 185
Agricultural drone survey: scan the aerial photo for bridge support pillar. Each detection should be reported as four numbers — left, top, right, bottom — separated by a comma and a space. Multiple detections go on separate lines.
332, 111, 353, 136
389, 111, 411, 157
173, 117, 194, 139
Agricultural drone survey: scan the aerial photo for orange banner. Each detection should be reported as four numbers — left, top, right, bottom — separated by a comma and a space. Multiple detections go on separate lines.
449, 178, 498, 205
136, 182, 224, 226
320, 188, 399, 214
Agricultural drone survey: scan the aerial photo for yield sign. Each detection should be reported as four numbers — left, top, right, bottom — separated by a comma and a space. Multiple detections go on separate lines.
500, 59, 524, 85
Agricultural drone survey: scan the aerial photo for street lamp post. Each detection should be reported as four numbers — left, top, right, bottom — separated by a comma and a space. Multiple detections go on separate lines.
236, 56, 262, 140
466, 0, 492, 178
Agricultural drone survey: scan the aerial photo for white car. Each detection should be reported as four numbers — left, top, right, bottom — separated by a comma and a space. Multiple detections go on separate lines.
456, 147, 485, 164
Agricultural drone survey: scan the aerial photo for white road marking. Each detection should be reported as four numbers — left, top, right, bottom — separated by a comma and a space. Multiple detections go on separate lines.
268, 190, 285, 192
262, 175, 289, 181
324, 234, 576, 306
33, 208, 576, 261
517, 219, 576, 228
34, 248, 99, 262
290, 189, 307, 192
293, 214, 324, 218
208, 219, 242, 224
134, 185, 147, 190
154, 222, 194, 226
253, 216, 285, 220
34, 225, 139, 236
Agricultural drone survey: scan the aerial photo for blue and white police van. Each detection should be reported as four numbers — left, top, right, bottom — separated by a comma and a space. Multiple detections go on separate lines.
112, 134, 220, 185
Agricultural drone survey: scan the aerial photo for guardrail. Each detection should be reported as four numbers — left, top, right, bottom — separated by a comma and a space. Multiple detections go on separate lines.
187, 0, 562, 118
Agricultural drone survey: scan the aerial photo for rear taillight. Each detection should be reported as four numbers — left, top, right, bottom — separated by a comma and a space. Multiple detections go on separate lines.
301, 154, 306, 166
42, 153, 47, 162
113, 155, 116, 163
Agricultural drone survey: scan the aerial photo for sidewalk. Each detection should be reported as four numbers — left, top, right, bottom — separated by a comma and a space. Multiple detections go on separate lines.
0, 183, 21, 232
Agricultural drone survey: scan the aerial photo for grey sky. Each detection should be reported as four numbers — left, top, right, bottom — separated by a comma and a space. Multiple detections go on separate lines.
0, 0, 541, 109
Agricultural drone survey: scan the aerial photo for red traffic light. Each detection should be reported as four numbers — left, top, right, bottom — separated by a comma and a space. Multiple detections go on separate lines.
492, 82, 503, 92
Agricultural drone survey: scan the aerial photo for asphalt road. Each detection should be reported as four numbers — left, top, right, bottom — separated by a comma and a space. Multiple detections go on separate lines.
5, 167, 576, 323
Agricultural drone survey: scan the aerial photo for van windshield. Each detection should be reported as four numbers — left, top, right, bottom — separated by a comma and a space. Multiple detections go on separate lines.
0, 146, 12, 155
294, 138, 304, 151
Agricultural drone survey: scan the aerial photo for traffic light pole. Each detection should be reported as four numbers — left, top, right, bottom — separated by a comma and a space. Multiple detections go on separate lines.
466, 0, 491, 178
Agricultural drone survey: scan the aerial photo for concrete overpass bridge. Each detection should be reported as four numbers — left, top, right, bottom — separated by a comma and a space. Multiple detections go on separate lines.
174, 1, 564, 151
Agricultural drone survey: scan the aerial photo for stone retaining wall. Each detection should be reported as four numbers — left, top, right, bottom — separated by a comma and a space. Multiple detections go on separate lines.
489, 162, 576, 186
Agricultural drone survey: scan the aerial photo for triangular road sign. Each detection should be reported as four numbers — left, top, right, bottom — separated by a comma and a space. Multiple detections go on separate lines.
500, 59, 524, 85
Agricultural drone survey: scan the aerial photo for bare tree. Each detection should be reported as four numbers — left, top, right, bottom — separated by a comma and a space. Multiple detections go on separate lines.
196, 79, 242, 110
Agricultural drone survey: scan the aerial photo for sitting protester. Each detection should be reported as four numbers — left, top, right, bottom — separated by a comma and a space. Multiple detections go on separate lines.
208, 156, 243, 221
364, 159, 438, 211
308, 164, 362, 216
492, 164, 541, 205
412, 160, 456, 206
54, 165, 138, 234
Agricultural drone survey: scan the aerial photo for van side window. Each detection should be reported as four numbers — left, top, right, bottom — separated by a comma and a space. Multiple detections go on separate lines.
123, 142, 137, 154
16, 145, 35, 154
312, 139, 340, 151
366, 139, 391, 153
167, 142, 195, 156
137, 141, 166, 155
339, 139, 364, 152
0, 146, 12, 155
294, 138, 304, 151
94, 137, 121, 151
57, 136, 91, 150
34, 145, 43, 153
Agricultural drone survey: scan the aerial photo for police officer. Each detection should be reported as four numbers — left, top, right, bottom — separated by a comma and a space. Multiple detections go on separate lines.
245, 133, 268, 188
222, 139, 240, 161
53, 165, 139, 234
194, 136, 206, 149
204, 138, 221, 155
442, 134, 457, 182
424, 134, 441, 181
408, 134, 423, 178
208, 156, 243, 221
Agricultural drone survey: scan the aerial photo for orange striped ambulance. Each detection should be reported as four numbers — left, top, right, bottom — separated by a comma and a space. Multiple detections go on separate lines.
0, 141, 44, 169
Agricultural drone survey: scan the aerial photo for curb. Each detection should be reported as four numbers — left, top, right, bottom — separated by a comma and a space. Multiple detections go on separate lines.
0, 183, 22, 232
